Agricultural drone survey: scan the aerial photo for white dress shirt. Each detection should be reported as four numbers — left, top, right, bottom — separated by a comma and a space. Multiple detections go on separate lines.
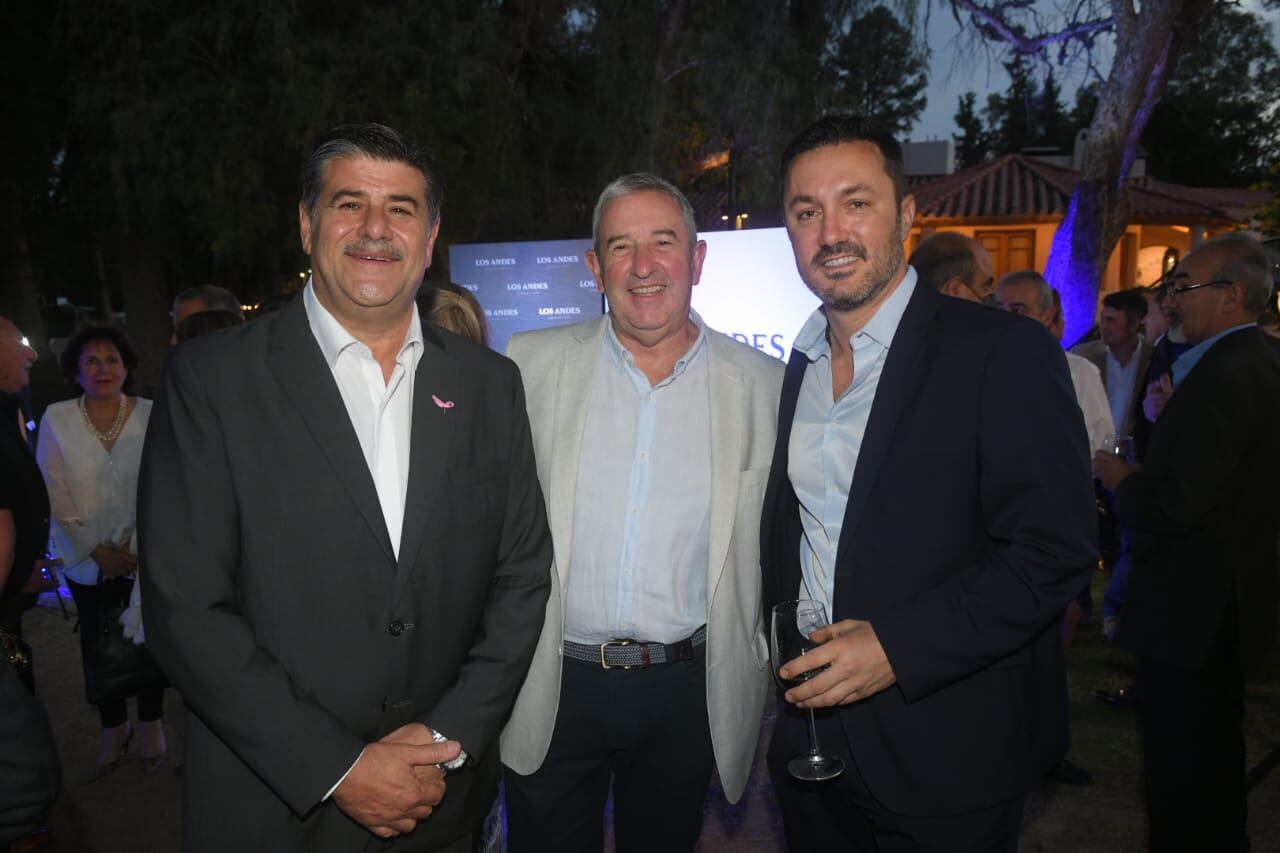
303, 282, 422, 558
788, 269, 917, 616
37, 398, 152, 585
564, 313, 712, 645
303, 282, 426, 797
1105, 339, 1142, 437
1065, 352, 1114, 452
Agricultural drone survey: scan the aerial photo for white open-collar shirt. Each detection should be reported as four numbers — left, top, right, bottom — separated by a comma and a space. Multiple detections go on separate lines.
303, 281, 423, 559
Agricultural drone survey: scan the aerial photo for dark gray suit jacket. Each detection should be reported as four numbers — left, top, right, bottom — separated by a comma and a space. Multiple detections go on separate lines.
139, 296, 552, 852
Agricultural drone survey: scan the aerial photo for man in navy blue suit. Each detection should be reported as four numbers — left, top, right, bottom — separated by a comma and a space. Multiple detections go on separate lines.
761, 115, 1098, 851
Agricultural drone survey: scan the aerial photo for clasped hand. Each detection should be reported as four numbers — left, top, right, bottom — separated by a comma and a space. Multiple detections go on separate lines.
333, 722, 461, 839
778, 619, 896, 708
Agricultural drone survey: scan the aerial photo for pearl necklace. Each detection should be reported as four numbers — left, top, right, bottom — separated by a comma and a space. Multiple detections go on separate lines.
79, 394, 127, 443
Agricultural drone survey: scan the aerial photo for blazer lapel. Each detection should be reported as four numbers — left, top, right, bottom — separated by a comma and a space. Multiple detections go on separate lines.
834, 283, 938, 565
705, 334, 744, 605
547, 320, 607, 592
267, 298, 395, 563
394, 324, 459, 599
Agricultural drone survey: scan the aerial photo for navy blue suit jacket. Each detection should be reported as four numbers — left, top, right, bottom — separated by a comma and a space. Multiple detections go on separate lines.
762, 281, 1098, 815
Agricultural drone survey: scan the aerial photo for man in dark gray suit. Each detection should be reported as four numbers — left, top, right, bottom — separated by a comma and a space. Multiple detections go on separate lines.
140, 124, 552, 852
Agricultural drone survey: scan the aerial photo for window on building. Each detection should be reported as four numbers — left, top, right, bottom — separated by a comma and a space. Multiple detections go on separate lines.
975, 230, 1036, 277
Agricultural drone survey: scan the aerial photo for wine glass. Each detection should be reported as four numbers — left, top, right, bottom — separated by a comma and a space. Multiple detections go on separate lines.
1102, 433, 1134, 463
771, 599, 845, 782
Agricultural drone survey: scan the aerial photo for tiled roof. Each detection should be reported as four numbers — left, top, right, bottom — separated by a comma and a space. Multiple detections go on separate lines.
910, 155, 1266, 224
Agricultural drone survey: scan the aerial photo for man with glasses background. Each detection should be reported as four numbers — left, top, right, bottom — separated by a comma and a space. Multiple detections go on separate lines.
1094, 233, 1280, 852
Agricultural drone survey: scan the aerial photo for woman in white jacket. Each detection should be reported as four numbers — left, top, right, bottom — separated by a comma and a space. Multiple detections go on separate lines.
37, 325, 163, 771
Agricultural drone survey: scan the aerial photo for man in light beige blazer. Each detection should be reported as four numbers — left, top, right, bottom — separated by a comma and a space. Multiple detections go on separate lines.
500, 173, 783, 852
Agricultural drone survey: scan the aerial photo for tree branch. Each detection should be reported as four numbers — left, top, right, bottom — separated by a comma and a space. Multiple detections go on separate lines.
951, 0, 1114, 55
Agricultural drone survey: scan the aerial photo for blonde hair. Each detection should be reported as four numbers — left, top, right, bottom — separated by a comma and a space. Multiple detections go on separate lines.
426, 284, 489, 347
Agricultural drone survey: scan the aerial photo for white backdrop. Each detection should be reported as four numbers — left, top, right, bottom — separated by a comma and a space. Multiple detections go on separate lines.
453, 226, 819, 359
692, 227, 819, 362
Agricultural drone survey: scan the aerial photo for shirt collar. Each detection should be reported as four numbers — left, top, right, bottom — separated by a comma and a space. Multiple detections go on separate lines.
1171, 322, 1256, 388
793, 266, 918, 361
303, 279, 423, 368
604, 308, 708, 379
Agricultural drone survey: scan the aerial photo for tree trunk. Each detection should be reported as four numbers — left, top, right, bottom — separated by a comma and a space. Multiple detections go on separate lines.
1046, 0, 1212, 345
0, 181, 48, 350
118, 237, 172, 396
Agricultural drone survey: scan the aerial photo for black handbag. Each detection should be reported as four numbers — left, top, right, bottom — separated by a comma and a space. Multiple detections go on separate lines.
79, 579, 168, 706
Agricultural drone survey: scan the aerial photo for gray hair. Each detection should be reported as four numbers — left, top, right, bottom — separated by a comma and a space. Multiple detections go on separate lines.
1200, 233, 1273, 316
996, 270, 1055, 314
173, 285, 244, 319
591, 173, 698, 258
301, 123, 443, 226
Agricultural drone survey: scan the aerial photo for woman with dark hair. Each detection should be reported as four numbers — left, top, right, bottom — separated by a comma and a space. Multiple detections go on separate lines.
36, 325, 165, 771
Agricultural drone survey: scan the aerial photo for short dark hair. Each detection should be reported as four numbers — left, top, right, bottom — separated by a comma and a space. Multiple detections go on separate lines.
910, 232, 978, 292
1101, 288, 1149, 325
176, 309, 246, 344
173, 285, 244, 320
59, 325, 139, 394
301, 123, 443, 225
780, 115, 908, 204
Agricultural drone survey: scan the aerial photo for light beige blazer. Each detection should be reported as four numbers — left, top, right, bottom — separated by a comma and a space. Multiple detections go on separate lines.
499, 315, 783, 803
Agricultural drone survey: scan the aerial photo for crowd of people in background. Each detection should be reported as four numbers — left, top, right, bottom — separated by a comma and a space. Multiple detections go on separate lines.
1, 117, 1277, 853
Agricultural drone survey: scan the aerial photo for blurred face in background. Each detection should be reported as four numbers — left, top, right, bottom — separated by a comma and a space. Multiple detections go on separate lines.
1143, 291, 1170, 341
1099, 305, 1141, 352
0, 317, 37, 395
76, 339, 127, 403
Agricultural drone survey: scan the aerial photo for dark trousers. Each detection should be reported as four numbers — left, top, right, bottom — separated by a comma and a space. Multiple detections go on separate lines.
769, 699, 1023, 852
1138, 607, 1248, 853
503, 646, 715, 853
66, 577, 164, 728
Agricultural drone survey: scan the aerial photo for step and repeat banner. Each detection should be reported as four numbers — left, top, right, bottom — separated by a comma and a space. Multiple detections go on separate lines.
449, 228, 819, 358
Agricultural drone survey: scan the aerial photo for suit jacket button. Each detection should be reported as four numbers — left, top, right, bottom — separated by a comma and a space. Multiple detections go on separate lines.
389, 620, 405, 637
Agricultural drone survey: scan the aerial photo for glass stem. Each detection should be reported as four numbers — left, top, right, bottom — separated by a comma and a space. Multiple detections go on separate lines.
806, 707, 821, 757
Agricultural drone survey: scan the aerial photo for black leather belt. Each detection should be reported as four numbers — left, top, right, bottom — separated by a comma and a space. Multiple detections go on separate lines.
563, 625, 707, 670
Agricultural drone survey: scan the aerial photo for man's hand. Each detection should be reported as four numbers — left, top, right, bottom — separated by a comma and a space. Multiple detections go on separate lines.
380, 723, 461, 784
20, 557, 61, 594
92, 545, 137, 579
1093, 451, 1137, 493
1144, 374, 1173, 423
331, 735, 460, 839
778, 619, 896, 708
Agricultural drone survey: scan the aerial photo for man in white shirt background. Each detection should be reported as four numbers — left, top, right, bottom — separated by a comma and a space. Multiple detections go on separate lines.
1072, 288, 1153, 439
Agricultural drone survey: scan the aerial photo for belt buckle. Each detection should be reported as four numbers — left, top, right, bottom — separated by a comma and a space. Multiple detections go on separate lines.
600, 638, 637, 670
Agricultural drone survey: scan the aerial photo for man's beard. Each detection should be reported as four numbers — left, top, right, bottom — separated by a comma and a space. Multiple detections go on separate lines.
802, 233, 905, 313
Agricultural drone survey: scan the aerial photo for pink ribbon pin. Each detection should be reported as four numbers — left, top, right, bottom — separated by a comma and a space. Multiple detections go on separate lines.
432, 394, 455, 410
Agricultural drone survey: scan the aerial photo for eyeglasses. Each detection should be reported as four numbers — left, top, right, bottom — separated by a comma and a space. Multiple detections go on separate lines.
1165, 278, 1234, 296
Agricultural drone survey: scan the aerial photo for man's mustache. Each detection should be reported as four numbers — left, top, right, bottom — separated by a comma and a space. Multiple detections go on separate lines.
343, 239, 403, 260
812, 242, 867, 268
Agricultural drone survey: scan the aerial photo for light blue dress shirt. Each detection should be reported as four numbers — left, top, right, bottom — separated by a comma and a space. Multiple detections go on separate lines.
1171, 323, 1257, 389
787, 269, 918, 616
564, 313, 712, 645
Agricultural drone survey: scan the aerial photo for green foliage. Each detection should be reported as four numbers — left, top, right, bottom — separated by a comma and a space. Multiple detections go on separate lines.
1141, 6, 1280, 186
952, 92, 990, 168
823, 5, 928, 137
21, 0, 930, 321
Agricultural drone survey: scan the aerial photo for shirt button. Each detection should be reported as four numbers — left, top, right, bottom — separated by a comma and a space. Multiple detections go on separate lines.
388, 620, 405, 637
